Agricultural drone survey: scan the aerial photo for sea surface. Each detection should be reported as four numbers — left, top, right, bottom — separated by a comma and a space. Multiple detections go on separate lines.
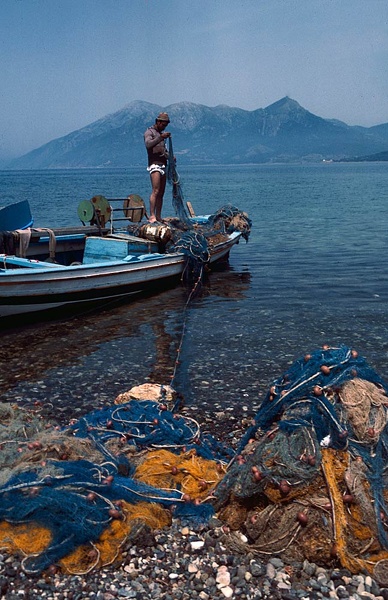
1, 163, 388, 434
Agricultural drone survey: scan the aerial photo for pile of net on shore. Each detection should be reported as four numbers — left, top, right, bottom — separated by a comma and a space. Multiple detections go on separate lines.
2, 345, 388, 584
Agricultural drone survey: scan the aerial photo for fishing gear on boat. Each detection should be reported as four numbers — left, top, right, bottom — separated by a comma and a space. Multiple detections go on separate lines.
167, 136, 192, 227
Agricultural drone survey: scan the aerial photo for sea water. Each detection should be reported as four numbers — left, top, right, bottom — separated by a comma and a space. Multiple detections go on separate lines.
0, 163, 388, 427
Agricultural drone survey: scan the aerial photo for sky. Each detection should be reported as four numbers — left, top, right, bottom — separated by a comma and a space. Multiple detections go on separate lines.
1, 0, 388, 159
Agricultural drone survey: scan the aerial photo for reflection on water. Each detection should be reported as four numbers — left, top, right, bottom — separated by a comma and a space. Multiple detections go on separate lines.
0, 262, 251, 426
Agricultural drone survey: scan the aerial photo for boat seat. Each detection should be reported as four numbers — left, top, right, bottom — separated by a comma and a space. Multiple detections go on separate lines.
82, 236, 143, 264
0, 255, 67, 269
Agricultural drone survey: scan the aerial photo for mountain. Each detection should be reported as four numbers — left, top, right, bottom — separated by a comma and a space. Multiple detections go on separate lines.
6, 98, 388, 168
339, 149, 388, 162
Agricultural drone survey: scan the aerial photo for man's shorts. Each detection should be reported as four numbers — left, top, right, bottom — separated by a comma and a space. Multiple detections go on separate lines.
147, 164, 166, 176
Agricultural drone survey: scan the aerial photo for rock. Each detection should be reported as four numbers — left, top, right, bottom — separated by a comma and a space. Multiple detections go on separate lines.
190, 540, 205, 551
188, 563, 199, 573
266, 562, 276, 580
216, 566, 231, 587
115, 384, 176, 404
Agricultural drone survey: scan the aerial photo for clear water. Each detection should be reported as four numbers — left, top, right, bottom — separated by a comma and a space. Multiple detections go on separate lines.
1, 163, 388, 431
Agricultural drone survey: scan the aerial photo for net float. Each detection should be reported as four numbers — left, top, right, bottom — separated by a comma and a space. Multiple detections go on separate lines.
297, 511, 308, 526
250, 514, 259, 524
279, 480, 291, 496
253, 470, 263, 482
343, 494, 354, 504
330, 544, 338, 558
88, 548, 99, 560
103, 475, 114, 485
46, 565, 58, 575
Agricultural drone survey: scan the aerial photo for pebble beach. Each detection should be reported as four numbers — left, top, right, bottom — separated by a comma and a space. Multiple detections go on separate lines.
0, 408, 387, 600
1, 518, 388, 600
1, 376, 388, 600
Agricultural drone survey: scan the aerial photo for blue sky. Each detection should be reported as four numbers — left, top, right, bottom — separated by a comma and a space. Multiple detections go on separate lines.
1, 0, 388, 159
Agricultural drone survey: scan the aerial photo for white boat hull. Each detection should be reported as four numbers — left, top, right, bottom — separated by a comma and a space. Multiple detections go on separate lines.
0, 233, 240, 318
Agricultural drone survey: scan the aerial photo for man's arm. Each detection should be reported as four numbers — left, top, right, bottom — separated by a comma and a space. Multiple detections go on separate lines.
144, 128, 163, 149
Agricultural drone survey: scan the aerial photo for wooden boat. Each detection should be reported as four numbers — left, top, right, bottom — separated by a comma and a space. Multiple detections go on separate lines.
0, 196, 250, 318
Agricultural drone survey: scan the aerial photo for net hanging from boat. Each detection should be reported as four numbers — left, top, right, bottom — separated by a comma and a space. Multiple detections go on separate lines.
165, 138, 252, 272
126, 202, 252, 284
166, 137, 192, 226
2, 345, 388, 582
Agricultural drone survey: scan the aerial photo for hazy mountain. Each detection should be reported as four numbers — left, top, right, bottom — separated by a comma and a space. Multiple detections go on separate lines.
339, 149, 388, 162
6, 97, 388, 169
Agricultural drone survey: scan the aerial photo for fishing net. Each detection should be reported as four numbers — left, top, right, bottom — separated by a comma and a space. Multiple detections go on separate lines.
125, 201, 251, 286
214, 345, 388, 584
131, 137, 252, 279
0, 398, 229, 574
2, 344, 388, 581
167, 137, 192, 226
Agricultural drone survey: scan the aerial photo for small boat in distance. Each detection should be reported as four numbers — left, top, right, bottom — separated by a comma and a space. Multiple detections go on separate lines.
0, 195, 251, 319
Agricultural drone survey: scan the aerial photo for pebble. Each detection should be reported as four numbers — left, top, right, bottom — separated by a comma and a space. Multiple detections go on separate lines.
1, 525, 388, 600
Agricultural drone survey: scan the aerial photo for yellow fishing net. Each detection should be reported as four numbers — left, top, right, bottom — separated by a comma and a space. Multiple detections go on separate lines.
134, 448, 225, 501
321, 448, 388, 577
0, 501, 172, 575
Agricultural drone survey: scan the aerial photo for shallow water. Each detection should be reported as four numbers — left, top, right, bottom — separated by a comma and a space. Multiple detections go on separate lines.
1, 163, 388, 434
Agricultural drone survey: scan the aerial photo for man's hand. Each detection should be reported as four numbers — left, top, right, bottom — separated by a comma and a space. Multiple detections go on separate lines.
161, 132, 171, 139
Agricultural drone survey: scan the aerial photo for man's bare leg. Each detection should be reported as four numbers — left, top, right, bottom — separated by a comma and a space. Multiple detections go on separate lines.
149, 171, 166, 222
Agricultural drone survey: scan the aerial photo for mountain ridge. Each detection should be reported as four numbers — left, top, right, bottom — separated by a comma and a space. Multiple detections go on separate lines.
6, 98, 388, 169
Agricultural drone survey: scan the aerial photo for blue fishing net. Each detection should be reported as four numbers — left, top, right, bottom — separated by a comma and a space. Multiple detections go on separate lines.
214, 345, 388, 567
237, 345, 388, 454
166, 137, 192, 226
0, 398, 231, 573
2, 345, 388, 574
70, 399, 232, 462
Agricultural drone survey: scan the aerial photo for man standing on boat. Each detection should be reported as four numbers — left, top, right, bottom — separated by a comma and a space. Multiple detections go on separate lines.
144, 112, 171, 223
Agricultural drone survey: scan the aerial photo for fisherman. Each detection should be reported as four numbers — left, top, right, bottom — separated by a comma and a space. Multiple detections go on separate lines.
144, 112, 171, 223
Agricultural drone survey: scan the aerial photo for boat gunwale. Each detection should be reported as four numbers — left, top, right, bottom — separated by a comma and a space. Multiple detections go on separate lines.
0, 232, 241, 279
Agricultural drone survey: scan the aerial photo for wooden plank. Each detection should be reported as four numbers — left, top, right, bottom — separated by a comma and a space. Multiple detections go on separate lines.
186, 201, 195, 217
